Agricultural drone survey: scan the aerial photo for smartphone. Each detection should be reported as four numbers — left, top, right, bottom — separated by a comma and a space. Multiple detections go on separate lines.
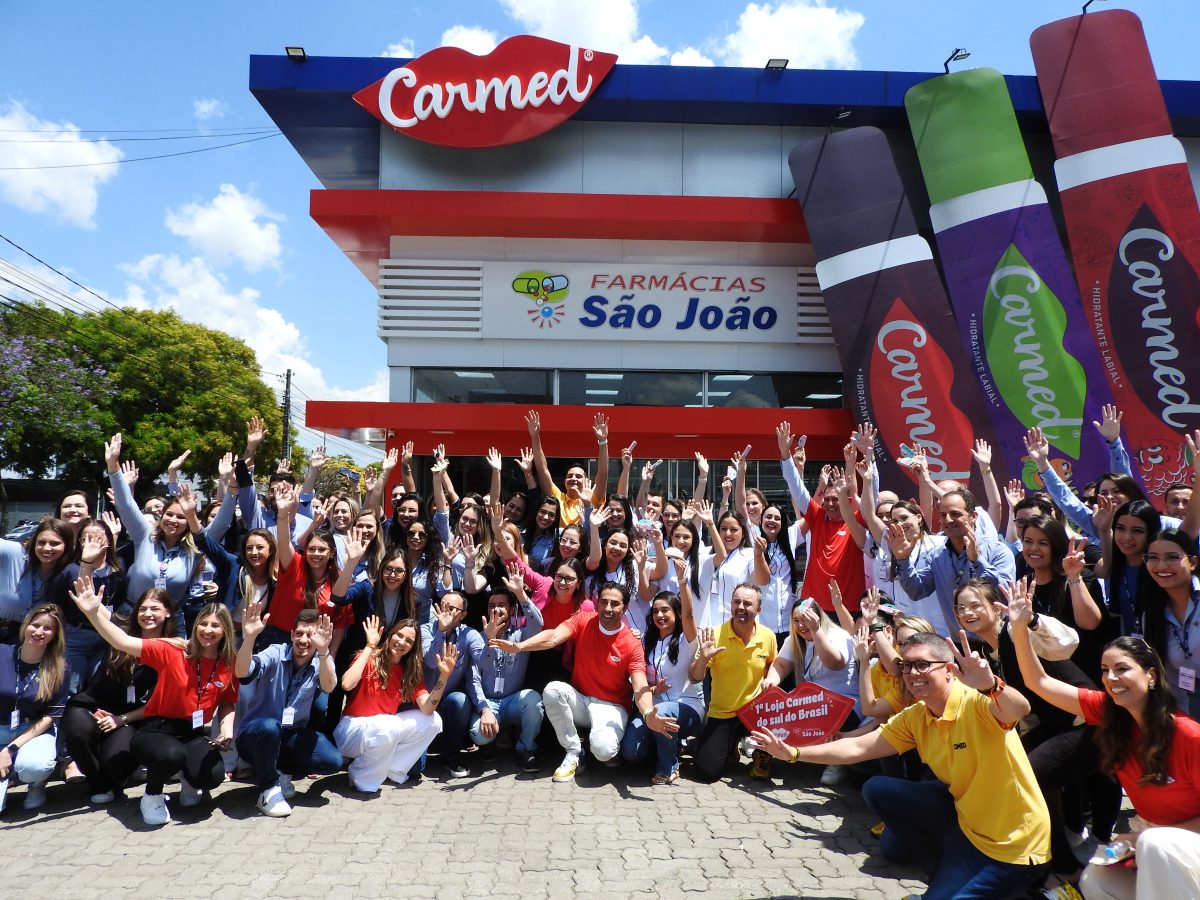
337, 466, 361, 482
796, 434, 807, 448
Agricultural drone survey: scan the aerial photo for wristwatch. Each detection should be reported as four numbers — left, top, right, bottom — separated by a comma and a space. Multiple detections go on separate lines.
5, 743, 18, 758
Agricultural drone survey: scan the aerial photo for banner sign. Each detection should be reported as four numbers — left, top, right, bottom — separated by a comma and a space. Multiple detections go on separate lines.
1032, 10, 1200, 497
737, 683, 856, 746
905, 68, 1115, 493
480, 261, 798, 343
354, 36, 618, 149
789, 127, 1003, 489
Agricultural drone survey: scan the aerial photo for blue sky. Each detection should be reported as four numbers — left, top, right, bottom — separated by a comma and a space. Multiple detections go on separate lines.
1, 1, 1195, 456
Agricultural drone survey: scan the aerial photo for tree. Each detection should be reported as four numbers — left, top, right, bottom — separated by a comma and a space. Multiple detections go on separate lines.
0, 302, 286, 492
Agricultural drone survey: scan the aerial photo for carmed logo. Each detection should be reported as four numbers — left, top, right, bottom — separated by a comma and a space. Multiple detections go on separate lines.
353, 36, 618, 148
512, 270, 569, 328
871, 297, 974, 480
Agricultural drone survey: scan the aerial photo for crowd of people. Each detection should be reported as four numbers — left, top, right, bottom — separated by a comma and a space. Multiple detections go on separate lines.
1, 407, 1198, 900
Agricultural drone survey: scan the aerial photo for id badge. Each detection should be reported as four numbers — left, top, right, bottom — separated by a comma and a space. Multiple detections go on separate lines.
154, 575, 167, 591
494, 676, 505, 694
127, 685, 137, 704
191, 709, 204, 729
281, 707, 296, 727
9, 710, 18, 729
1180, 666, 1196, 693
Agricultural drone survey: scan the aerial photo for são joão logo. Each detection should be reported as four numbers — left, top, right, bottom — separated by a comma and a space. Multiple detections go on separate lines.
512, 270, 569, 328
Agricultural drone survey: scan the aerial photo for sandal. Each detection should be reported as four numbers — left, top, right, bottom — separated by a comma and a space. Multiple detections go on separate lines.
650, 770, 680, 786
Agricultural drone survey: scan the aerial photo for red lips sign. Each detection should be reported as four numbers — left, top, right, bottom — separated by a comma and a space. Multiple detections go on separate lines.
737, 683, 856, 746
353, 35, 618, 149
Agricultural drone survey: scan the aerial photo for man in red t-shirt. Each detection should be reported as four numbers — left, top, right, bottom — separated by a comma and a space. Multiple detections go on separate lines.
778, 421, 866, 613
490, 583, 676, 783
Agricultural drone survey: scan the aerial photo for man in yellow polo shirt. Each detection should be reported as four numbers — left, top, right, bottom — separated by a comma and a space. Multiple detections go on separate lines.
752, 631, 1049, 898
524, 409, 610, 528
689, 583, 777, 782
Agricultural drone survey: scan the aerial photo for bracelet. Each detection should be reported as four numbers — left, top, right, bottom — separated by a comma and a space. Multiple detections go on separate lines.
980, 675, 1006, 700
597, 440, 608, 446
120, 715, 128, 727
1067, 577, 1083, 586
788, 745, 799, 764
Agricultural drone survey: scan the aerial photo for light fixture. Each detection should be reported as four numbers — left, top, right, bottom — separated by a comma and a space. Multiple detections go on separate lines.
805, 392, 841, 400
828, 107, 852, 133
285, 46, 308, 62
586, 389, 620, 396
455, 371, 495, 379
942, 48, 970, 74
586, 373, 624, 380
765, 58, 789, 71
711, 374, 755, 382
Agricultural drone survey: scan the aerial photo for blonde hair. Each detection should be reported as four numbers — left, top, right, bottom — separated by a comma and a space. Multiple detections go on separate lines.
185, 603, 236, 671
20, 604, 67, 704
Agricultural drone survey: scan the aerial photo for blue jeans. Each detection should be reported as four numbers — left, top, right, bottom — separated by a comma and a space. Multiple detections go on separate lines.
234, 717, 343, 790
0, 723, 57, 786
469, 689, 544, 753
64, 625, 107, 695
620, 701, 703, 777
862, 775, 1043, 899
432, 691, 472, 765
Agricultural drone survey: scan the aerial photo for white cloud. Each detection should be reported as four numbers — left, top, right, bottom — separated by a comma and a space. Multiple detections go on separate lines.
164, 184, 284, 273
717, 1, 864, 69
499, 0, 667, 63
117, 253, 388, 403
671, 47, 715, 67
381, 40, 416, 58
441, 25, 500, 55
192, 98, 227, 121
0, 101, 123, 228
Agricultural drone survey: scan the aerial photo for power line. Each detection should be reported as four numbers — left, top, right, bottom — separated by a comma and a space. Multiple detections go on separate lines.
0, 132, 282, 170
0, 129, 279, 144
0, 125, 279, 134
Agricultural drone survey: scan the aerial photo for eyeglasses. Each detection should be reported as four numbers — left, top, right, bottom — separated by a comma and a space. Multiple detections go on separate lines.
953, 602, 987, 615
460, 519, 479, 528
1145, 553, 1188, 565
554, 574, 578, 583
442, 606, 465, 615
382, 567, 407, 577
407, 531, 427, 540
899, 660, 950, 675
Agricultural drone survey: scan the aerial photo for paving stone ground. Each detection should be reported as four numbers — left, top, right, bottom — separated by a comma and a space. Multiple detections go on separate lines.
4, 755, 928, 899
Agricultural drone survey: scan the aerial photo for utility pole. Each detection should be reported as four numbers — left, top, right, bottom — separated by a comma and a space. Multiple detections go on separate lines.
280, 368, 293, 462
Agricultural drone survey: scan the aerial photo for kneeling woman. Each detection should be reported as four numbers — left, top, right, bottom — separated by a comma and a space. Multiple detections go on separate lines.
1006, 583, 1200, 900
60, 588, 176, 805
334, 615, 455, 793
69, 578, 237, 826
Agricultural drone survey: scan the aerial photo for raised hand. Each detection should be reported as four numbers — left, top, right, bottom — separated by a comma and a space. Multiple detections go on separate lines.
754, 534, 768, 557
400, 441, 413, 467
853, 620, 872, 664
308, 443, 327, 469
433, 601, 457, 632
694, 451, 709, 476
308, 495, 328, 527
860, 585, 881, 625
885, 521, 916, 561
501, 561, 527, 600
242, 600, 270, 640
69, 575, 105, 616
362, 615, 384, 649
276, 484, 298, 517
485, 447, 502, 472
217, 451, 235, 482
104, 433, 123, 471
101, 510, 122, 539
344, 537, 367, 564
855, 422, 877, 456
1063, 537, 1087, 580
971, 439, 992, 471
961, 523, 979, 562
431, 455, 449, 475
516, 447, 534, 476
168, 449, 191, 475
1186, 430, 1200, 478
698, 627, 725, 662
1023, 427, 1050, 468
1004, 478, 1024, 508
363, 469, 379, 494
120, 460, 139, 487
795, 600, 821, 634
832, 468, 850, 497
590, 505, 613, 530
908, 444, 929, 480
640, 460, 656, 483
524, 409, 541, 437
631, 538, 648, 568
592, 412, 609, 444
245, 416, 268, 446
177, 482, 197, 516
312, 614, 334, 655
1093, 404, 1123, 443
381, 447, 399, 473
79, 529, 106, 565
482, 607, 508, 643
776, 421, 794, 458
694, 498, 715, 526
947, 629, 995, 691
443, 536, 462, 564
999, 578, 1035, 627
487, 501, 505, 531
436, 642, 459, 678
1092, 494, 1117, 535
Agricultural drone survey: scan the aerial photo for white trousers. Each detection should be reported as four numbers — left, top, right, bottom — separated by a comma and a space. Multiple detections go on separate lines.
333, 710, 442, 792
1079, 827, 1200, 900
542, 681, 628, 761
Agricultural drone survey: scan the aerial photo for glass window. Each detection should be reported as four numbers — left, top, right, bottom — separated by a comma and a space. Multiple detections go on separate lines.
413, 368, 551, 404
560, 371, 704, 407
706, 372, 843, 408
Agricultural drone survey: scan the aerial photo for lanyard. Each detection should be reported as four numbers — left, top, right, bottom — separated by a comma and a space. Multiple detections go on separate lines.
1167, 599, 1198, 659
947, 545, 971, 584
651, 640, 671, 685
195, 657, 219, 711
11, 655, 34, 719
284, 659, 310, 709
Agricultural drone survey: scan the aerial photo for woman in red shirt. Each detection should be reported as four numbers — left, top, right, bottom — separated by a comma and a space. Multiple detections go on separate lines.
333, 614, 456, 793
1006, 580, 1200, 900
273, 487, 351, 654
69, 577, 237, 827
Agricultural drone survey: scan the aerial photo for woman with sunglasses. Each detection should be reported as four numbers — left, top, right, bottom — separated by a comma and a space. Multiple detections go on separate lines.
402, 518, 445, 625
1139, 530, 1200, 721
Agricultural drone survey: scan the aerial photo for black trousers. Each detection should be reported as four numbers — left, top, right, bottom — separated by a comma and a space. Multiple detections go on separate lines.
130, 717, 225, 795
60, 705, 139, 795
692, 716, 749, 783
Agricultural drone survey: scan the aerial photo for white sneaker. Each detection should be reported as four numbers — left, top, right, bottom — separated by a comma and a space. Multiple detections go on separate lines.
256, 785, 292, 817
140, 792, 170, 825
22, 782, 47, 810
89, 790, 117, 805
0, 778, 8, 814
820, 764, 846, 786
179, 778, 204, 807
552, 753, 580, 783
278, 774, 295, 799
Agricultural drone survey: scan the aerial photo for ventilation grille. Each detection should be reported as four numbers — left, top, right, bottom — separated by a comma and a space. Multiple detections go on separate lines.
378, 260, 484, 338
796, 267, 833, 344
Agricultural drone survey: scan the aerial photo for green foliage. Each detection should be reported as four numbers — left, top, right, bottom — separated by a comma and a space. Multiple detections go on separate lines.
1, 302, 288, 490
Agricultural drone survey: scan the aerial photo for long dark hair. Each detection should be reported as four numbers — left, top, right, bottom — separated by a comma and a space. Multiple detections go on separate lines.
23, 518, 75, 579
74, 518, 123, 575
371, 618, 423, 698
550, 558, 588, 612
1093, 637, 1177, 786
405, 517, 444, 581
643, 591, 685, 665
303, 531, 340, 610
762, 504, 800, 595
588, 530, 637, 598
1140, 529, 1198, 664
548, 523, 587, 573
716, 511, 752, 549
601, 494, 635, 542
668, 520, 701, 597
1107, 500, 1159, 618
376, 546, 416, 627
1098, 473, 1148, 506
105, 588, 178, 682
